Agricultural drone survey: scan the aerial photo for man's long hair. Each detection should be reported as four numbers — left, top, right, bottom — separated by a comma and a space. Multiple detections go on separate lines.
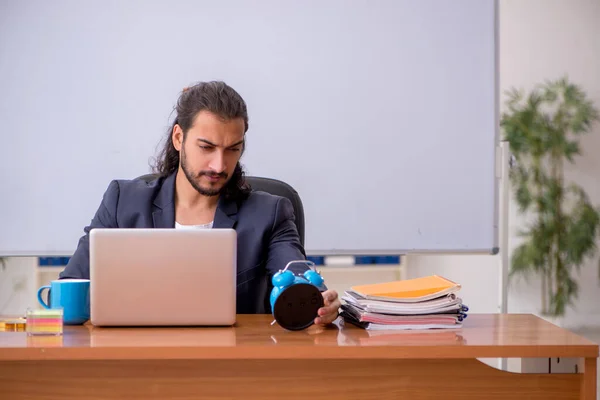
153, 81, 252, 202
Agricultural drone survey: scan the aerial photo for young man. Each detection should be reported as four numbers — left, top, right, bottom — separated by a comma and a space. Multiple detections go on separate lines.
60, 81, 340, 325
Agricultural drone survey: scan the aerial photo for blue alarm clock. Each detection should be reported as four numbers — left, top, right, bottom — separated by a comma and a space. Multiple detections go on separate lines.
270, 260, 325, 331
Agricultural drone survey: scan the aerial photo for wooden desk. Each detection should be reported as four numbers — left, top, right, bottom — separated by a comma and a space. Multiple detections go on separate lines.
0, 314, 597, 399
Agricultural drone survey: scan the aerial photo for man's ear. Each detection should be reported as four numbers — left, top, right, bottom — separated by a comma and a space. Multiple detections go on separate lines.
172, 124, 184, 151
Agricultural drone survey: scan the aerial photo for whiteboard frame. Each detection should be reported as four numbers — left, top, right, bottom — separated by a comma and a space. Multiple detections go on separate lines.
0, 0, 501, 257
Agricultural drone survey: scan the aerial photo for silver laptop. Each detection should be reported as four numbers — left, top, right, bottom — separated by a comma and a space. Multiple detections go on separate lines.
89, 228, 236, 326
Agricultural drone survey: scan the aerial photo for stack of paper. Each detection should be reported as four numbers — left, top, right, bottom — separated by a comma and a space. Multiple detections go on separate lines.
340, 275, 468, 331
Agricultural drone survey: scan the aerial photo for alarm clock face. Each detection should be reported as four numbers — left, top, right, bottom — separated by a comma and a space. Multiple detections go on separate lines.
273, 283, 324, 331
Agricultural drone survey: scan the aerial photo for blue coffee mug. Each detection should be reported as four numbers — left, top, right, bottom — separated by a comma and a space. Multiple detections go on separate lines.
37, 279, 90, 325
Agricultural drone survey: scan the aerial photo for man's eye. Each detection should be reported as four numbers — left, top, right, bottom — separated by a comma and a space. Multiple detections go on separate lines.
229, 148, 241, 152
200, 145, 214, 150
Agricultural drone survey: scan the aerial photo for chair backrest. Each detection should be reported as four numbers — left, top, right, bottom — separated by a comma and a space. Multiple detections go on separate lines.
136, 174, 305, 246
244, 176, 305, 247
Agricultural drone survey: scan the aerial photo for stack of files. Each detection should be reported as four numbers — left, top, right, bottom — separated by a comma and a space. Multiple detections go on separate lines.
340, 275, 468, 331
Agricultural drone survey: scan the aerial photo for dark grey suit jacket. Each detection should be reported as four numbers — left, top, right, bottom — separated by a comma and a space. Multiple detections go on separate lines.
60, 173, 316, 314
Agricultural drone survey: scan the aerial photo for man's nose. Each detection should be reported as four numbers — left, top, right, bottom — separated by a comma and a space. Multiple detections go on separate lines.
209, 151, 226, 173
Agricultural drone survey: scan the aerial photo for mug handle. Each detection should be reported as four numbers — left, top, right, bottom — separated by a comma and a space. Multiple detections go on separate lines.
37, 286, 51, 309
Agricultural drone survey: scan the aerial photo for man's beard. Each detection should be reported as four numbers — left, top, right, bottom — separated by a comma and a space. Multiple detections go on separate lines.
181, 146, 228, 197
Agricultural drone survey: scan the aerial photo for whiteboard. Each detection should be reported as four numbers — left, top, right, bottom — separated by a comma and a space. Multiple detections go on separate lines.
0, 0, 498, 256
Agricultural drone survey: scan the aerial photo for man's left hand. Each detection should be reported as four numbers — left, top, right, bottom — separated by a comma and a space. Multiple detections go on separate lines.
315, 289, 341, 326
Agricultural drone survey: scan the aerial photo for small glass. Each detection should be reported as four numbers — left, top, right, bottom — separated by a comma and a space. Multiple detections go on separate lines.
2, 318, 26, 332
26, 307, 64, 336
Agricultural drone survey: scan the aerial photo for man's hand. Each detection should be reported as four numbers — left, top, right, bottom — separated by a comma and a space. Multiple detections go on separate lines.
314, 289, 341, 326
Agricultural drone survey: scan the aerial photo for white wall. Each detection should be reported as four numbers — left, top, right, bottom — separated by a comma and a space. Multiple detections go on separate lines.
0, 257, 37, 316
408, 0, 600, 329
503, 0, 600, 328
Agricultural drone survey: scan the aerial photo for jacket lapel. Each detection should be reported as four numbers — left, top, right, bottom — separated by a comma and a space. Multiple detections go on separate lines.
152, 173, 176, 228
213, 196, 238, 229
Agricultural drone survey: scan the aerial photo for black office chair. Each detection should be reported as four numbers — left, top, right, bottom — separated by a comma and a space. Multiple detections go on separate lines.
137, 174, 305, 246
245, 176, 305, 247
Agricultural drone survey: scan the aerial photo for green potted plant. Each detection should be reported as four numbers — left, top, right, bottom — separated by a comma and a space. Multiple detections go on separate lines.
501, 77, 600, 321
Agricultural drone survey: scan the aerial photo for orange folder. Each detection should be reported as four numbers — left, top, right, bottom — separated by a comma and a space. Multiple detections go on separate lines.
347, 275, 461, 303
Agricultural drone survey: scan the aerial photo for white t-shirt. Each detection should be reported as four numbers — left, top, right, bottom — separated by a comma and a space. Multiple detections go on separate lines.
175, 221, 214, 229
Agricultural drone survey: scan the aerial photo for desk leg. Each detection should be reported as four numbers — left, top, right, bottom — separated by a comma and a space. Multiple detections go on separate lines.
581, 357, 597, 400
517, 356, 596, 400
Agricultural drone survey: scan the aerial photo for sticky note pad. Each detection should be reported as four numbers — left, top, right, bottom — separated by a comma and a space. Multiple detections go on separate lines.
26, 308, 64, 336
